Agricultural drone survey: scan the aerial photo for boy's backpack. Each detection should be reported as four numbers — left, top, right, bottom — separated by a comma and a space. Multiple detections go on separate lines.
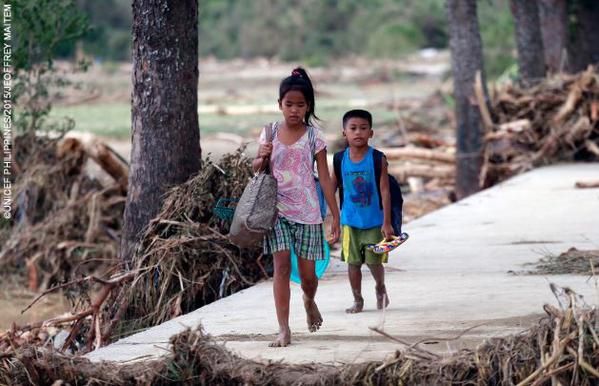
333, 148, 403, 235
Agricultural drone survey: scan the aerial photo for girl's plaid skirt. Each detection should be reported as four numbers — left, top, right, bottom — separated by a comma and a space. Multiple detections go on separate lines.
263, 216, 325, 260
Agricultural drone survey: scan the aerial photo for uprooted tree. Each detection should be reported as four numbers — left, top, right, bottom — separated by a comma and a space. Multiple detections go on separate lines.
120, 0, 201, 262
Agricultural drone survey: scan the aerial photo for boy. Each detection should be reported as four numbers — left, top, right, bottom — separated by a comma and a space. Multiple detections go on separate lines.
331, 109, 394, 313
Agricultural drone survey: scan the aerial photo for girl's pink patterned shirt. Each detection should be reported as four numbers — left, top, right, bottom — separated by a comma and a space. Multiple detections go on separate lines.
259, 123, 326, 224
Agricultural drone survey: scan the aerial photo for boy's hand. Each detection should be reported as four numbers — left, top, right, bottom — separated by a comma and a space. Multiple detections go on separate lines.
328, 217, 340, 244
381, 223, 395, 241
258, 143, 273, 158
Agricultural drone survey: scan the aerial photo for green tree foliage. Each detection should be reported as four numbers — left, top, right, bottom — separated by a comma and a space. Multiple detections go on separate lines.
6, 0, 89, 132
11, 0, 88, 70
72, 0, 515, 76
76, 0, 131, 61
197, 0, 449, 62
478, 0, 516, 78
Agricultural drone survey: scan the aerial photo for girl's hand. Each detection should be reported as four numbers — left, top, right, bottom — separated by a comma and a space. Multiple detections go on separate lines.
258, 143, 273, 158
328, 217, 340, 244
381, 223, 395, 241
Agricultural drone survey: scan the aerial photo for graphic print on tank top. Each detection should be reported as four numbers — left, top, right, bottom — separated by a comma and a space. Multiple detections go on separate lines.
349, 172, 373, 207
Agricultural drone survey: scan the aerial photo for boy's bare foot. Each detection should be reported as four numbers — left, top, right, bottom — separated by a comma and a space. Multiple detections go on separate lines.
268, 327, 291, 347
345, 297, 364, 313
376, 285, 389, 310
303, 295, 323, 332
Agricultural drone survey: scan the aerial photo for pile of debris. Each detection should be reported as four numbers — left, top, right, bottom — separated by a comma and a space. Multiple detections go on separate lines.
0, 132, 127, 291
526, 247, 599, 276
376, 67, 599, 207
2, 297, 597, 385
482, 66, 599, 187
110, 148, 268, 335
0, 148, 268, 354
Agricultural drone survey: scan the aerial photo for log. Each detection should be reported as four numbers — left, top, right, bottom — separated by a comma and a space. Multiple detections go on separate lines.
498, 119, 531, 133
84, 139, 129, 193
409, 133, 449, 149
485, 119, 531, 140
57, 137, 129, 192
575, 180, 599, 189
380, 147, 455, 164
388, 163, 455, 182
553, 83, 582, 124
585, 140, 599, 157
474, 71, 494, 131
407, 177, 424, 193
591, 100, 598, 122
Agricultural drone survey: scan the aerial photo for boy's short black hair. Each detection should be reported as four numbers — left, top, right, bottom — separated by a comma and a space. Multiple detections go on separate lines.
342, 109, 372, 128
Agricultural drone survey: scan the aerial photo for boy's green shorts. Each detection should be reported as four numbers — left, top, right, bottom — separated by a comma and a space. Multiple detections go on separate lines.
341, 225, 388, 266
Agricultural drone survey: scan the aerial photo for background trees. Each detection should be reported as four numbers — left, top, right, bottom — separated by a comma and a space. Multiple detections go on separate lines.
70, 0, 511, 75
510, 0, 545, 83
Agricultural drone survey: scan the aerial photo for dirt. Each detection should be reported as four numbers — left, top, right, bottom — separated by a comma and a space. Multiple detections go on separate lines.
0, 286, 69, 332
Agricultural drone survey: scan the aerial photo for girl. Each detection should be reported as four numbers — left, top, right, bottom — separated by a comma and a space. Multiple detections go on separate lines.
253, 67, 340, 347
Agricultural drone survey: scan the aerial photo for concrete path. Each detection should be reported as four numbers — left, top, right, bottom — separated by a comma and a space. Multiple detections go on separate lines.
87, 163, 599, 364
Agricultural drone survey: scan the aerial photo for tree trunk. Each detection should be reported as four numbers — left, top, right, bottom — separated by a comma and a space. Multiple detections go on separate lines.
121, 0, 201, 262
569, 0, 599, 72
538, 0, 569, 73
510, 0, 546, 83
446, 0, 487, 199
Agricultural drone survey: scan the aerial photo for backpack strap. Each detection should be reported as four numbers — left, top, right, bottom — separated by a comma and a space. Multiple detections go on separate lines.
372, 148, 384, 209
333, 150, 345, 209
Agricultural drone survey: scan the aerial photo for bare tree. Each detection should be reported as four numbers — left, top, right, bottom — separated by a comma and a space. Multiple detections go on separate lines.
538, 0, 569, 73
446, 0, 487, 199
121, 0, 201, 262
510, 0, 545, 83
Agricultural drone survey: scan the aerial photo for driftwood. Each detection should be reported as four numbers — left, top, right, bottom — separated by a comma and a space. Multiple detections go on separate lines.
59, 136, 129, 192
380, 146, 454, 163
481, 66, 599, 187
475, 70, 494, 130
575, 180, 599, 189
389, 163, 455, 181
83, 139, 129, 192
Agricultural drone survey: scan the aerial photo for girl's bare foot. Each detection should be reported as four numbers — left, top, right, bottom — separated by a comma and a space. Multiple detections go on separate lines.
376, 285, 390, 310
268, 327, 291, 347
303, 295, 323, 332
345, 297, 364, 313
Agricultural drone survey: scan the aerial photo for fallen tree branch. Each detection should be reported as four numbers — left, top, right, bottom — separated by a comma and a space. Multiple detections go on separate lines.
575, 180, 599, 189
474, 70, 494, 131
380, 146, 455, 163
388, 163, 455, 181
369, 326, 440, 360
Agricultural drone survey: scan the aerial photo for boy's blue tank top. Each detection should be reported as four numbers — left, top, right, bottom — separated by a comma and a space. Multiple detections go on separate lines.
340, 147, 383, 229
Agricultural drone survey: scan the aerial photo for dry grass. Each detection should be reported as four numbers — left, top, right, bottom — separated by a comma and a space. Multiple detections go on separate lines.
2, 298, 597, 385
